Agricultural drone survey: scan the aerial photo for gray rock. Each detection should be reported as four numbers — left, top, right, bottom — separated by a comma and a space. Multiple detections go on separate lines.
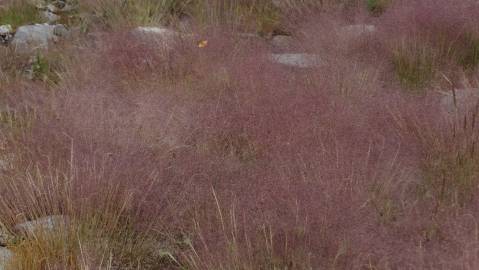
15, 215, 68, 236
339, 24, 376, 39
0, 25, 13, 45
11, 24, 57, 51
440, 88, 479, 115
0, 247, 13, 270
270, 53, 322, 68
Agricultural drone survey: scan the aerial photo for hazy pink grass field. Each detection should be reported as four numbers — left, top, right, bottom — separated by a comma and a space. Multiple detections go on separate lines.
1, 0, 479, 269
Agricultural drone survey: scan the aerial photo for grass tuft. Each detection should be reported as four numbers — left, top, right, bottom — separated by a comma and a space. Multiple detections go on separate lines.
366, 0, 389, 15
0, 0, 42, 30
392, 41, 436, 91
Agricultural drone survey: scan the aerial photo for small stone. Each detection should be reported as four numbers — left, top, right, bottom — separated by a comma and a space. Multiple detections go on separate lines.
0, 247, 13, 270
0, 25, 13, 45
0, 25, 13, 34
15, 215, 68, 236
270, 53, 322, 68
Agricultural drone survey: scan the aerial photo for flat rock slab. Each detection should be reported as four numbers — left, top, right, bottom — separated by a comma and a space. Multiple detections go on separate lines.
270, 53, 322, 68
0, 247, 13, 270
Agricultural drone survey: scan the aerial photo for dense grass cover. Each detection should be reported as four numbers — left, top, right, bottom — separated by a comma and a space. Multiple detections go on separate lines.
1, 0, 479, 269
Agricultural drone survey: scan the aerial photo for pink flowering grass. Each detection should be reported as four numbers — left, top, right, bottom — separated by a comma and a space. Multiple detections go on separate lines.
1, 1, 479, 269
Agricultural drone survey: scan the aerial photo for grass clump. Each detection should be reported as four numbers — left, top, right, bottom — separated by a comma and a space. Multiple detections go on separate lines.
0, 0, 42, 29
187, 0, 283, 35
86, 0, 192, 29
421, 147, 479, 208
457, 33, 479, 71
392, 42, 436, 91
408, 100, 479, 209
87, 0, 284, 35
28, 53, 62, 84
7, 229, 79, 270
366, 0, 389, 15
391, 33, 479, 91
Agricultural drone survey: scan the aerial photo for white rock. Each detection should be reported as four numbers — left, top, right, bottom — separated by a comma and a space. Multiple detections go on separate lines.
0, 25, 13, 45
339, 24, 376, 39
11, 24, 57, 51
15, 215, 68, 235
0, 25, 12, 35
0, 247, 13, 270
270, 53, 322, 68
